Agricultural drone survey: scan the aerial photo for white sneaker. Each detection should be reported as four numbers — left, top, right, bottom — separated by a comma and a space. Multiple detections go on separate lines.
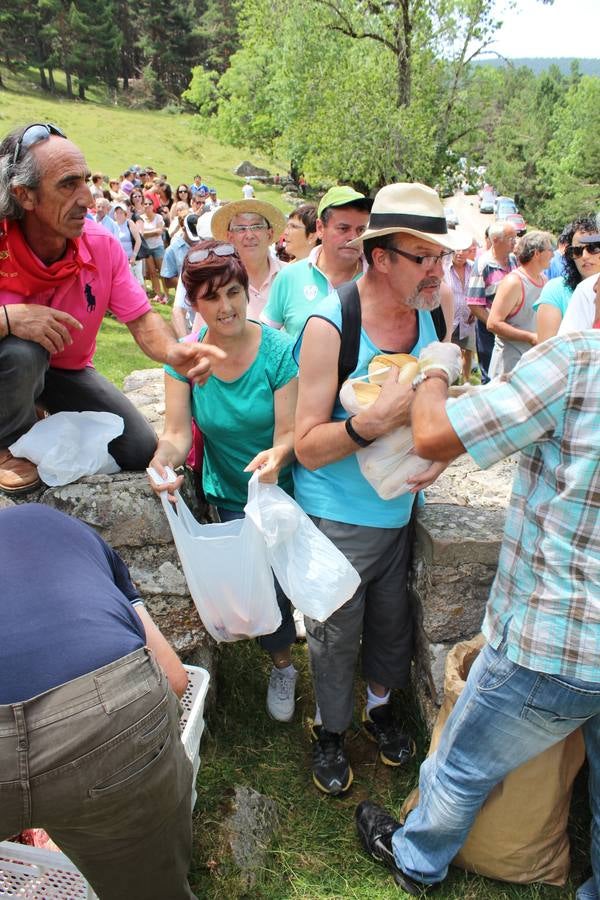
266, 666, 297, 722
293, 608, 306, 641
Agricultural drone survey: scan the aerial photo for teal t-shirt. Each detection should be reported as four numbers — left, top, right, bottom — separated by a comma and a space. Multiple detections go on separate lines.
532, 276, 573, 316
165, 324, 297, 511
263, 254, 363, 341
292, 294, 438, 528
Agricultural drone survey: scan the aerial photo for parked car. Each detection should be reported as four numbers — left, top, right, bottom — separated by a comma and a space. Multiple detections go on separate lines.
479, 189, 496, 214
444, 206, 459, 229
495, 197, 518, 220
505, 213, 527, 236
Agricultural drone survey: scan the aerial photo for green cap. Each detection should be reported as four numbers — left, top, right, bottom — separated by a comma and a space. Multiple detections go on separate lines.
317, 185, 370, 218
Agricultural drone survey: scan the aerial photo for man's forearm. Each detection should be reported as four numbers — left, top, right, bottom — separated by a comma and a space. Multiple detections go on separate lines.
468, 305, 489, 325
127, 310, 177, 362
412, 377, 465, 462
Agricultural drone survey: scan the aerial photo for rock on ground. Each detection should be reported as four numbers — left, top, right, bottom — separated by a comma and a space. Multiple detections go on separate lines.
223, 786, 279, 886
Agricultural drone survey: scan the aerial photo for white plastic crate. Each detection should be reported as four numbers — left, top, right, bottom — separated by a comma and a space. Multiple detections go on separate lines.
0, 664, 210, 899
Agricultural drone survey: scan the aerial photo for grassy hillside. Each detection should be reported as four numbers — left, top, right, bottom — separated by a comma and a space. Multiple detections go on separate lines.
0, 69, 291, 211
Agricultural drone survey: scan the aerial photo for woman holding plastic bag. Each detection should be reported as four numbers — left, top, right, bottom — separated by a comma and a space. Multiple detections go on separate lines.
148, 240, 299, 722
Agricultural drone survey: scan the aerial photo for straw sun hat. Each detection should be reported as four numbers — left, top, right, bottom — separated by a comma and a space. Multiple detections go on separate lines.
211, 199, 286, 242
347, 183, 470, 250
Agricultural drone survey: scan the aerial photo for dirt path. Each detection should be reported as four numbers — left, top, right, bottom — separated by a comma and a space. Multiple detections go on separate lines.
450, 190, 492, 244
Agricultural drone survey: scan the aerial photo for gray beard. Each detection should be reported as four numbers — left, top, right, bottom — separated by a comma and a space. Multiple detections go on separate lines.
404, 284, 441, 311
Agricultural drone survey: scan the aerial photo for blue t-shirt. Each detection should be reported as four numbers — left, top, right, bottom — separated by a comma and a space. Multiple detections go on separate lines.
0, 505, 146, 703
160, 232, 188, 279
292, 294, 438, 528
532, 276, 573, 316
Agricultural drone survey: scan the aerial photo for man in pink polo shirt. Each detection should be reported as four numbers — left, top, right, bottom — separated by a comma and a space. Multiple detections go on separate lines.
0, 123, 223, 493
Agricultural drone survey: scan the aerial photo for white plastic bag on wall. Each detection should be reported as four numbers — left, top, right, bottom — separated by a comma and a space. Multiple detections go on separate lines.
10, 411, 122, 486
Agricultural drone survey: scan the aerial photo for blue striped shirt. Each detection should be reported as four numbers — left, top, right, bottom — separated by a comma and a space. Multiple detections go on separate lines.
447, 332, 600, 680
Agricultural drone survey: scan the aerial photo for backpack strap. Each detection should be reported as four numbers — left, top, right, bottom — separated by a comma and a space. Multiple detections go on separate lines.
337, 280, 362, 389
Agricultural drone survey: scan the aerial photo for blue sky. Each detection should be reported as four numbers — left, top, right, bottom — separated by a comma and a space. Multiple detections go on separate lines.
490, 0, 600, 59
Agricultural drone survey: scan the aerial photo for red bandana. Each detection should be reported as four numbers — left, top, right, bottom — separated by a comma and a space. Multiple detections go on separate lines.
0, 218, 96, 297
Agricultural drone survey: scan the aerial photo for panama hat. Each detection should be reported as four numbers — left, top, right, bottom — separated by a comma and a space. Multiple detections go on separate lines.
347, 183, 470, 250
211, 199, 286, 242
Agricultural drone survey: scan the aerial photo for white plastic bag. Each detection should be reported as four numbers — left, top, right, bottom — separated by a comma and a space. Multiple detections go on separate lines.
9, 411, 122, 486
245, 478, 361, 622
339, 375, 431, 499
156, 472, 281, 643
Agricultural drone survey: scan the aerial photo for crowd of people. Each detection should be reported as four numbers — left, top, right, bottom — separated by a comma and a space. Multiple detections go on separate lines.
0, 122, 598, 900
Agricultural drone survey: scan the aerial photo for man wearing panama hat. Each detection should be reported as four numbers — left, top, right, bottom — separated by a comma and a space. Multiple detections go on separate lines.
211, 198, 287, 319
293, 182, 469, 797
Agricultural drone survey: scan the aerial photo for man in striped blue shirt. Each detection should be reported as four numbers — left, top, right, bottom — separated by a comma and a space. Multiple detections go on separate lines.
357, 333, 600, 899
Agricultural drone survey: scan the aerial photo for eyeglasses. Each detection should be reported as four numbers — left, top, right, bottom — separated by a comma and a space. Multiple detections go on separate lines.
567, 242, 600, 259
229, 224, 269, 234
143, 201, 154, 207
187, 244, 236, 263
387, 246, 453, 267
12, 123, 66, 168
178, 188, 189, 194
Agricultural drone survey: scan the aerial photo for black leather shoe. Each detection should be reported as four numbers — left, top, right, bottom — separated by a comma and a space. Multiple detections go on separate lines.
362, 703, 416, 766
355, 800, 433, 895
311, 724, 353, 795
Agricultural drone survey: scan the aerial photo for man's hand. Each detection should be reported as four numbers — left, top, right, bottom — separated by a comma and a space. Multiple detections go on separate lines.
165, 340, 226, 385
356, 366, 413, 437
4, 304, 83, 354
418, 342, 463, 383
406, 460, 449, 492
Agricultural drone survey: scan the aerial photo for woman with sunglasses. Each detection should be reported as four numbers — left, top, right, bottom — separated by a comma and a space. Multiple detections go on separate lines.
535, 214, 600, 342
148, 240, 299, 722
141, 198, 167, 303
175, 184, 191, 205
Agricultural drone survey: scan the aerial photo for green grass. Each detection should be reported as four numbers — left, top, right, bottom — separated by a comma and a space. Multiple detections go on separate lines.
94, 302, 172, 388
190, 640, 591, 899
0, 67, 292, 212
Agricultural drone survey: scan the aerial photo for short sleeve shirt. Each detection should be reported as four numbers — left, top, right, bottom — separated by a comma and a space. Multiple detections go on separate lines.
165, 324, 297, 510
0, 219, 150, 369
0, 504, 145, 703
532, 276, 573, 316
466, 251, 517, 308
446, 332, 600, 681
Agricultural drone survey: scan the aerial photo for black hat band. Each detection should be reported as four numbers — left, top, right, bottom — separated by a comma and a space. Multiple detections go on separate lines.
368, 212, 448, 234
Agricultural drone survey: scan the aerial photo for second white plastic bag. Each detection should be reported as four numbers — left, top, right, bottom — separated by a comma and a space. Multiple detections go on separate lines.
159, 473, 281, 643
246, 476, 361, 622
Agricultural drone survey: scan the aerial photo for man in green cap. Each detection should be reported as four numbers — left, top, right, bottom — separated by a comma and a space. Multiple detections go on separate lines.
261, 186, 372, 340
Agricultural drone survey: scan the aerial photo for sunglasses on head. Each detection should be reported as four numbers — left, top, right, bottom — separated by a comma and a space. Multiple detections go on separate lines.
187, 244, 236, 263
12, 123, 66, 168
567, 242, 600, 259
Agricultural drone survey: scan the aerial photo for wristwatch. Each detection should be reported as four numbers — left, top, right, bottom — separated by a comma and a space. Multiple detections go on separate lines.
411, 371, 450, 391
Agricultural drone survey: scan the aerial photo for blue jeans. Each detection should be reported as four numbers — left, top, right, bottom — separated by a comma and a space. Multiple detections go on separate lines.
393, 642, 600, 891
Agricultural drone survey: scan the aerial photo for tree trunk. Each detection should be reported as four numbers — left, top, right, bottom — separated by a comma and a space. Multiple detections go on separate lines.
48, 68, 56, 92
0, 69, 4, 89
396, 0, 412, 107
65, 70, 73, 98
78, 81, 86, 101
39, 67, 49, 91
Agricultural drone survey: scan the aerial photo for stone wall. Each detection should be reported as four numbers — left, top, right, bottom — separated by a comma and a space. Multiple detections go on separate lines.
410, 454, 515, 729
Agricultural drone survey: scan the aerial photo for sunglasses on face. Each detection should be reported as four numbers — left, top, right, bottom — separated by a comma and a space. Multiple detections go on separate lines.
567, 242, 600, 259
187, 244, 236, 263
12, 123, 66, 168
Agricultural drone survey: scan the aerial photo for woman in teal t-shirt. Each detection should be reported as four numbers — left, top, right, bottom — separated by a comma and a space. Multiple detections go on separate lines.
149, 240, 299, 723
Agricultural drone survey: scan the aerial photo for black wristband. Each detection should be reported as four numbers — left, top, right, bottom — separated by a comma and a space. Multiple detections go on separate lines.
3, 306, 10, 337
345, 415, 375, 448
